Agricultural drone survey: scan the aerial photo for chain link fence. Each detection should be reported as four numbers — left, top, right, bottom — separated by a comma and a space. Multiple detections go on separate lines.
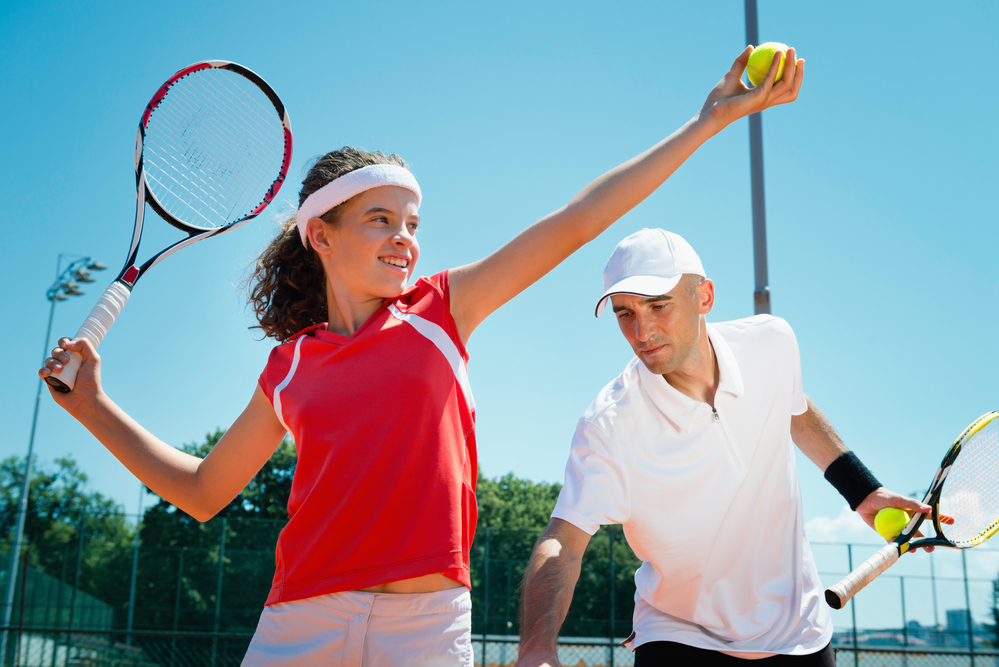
2, 516, 998, 665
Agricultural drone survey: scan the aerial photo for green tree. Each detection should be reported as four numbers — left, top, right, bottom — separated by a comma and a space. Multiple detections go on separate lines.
471, 470, 558, 636
0, 455, 130, 551
0, 455, 134, 626
476, 470, 563, 532
564, 523, 640, 638
138, 428, 295, 561
133, 429, 296, 633
142, 429, 296, 524
471, 469, 641, 638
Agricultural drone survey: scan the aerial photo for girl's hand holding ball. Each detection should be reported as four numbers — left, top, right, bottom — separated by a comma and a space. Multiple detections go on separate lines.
747, 42, 789, 87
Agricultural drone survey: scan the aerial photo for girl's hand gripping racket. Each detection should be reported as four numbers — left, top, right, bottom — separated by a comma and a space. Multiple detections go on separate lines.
825, 411, 999, 609
45, 60, 293, 392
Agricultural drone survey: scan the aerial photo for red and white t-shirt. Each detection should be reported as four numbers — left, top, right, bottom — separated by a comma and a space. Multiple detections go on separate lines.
257, 271, 477, 605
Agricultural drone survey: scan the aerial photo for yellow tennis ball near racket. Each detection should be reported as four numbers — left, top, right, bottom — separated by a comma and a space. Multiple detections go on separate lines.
747, 42, 788, 87
874, 508, 911, 542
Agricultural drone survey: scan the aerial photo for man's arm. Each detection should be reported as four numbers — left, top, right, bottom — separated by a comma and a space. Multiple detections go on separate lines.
791, 396, 930, 535
789, 395, 848, 470
517, 518, 593, 667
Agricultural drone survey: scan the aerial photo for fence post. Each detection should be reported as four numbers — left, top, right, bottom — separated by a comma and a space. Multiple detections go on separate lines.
900, 576, 909, 667
609, 529, 615, 667
26, 550, 41, 662
482, 528, 490, 659
505, 560, 512, 635
848, 544, 858, 667
211, 518, 227, 667
125, 521, 140, 645
126, 493, 145, 646
41, 551, 53, 630
900, 576, 907, 647
929, 552, 940, 645
65, 515, 85, 662
52, 544, 68, 667
170, 548, 185, 667
962, 549, 975, 664
16, 547, 29, 666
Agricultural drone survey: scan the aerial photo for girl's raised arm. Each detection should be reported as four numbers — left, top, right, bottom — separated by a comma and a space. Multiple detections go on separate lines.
39, 337, 287, 522
449, 46, 803, 343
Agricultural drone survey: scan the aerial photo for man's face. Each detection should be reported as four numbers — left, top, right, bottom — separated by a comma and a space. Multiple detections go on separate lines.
611, 276, 714, 376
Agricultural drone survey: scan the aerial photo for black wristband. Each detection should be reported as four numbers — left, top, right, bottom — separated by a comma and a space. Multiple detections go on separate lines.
824, 451, 882, 511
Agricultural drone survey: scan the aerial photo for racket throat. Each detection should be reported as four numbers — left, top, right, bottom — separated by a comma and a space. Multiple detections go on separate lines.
120, 265, 140, 287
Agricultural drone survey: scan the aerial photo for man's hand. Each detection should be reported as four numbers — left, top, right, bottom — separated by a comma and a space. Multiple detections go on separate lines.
701, 45, 804, 129
516, 653, 561, 667
855, 487, 937, 552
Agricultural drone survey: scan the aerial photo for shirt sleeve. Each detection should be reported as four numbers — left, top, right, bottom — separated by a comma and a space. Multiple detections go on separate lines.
551, 419, 631, 535
257, 343, 292, 405
787, 324, 808, 416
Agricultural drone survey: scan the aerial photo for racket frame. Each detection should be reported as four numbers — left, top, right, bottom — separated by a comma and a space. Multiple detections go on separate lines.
45, 60, 292, 392
122, 60, 293, 287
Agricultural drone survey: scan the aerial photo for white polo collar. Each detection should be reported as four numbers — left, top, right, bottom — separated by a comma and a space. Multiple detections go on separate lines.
637, 323, 744, 434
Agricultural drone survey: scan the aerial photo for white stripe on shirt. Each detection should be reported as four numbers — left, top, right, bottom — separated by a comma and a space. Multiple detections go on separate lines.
272, 335, 306, 432
388, 304, 476, 412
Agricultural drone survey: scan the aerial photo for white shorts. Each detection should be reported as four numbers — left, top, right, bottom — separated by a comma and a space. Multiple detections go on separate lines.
241, 587, 473, 667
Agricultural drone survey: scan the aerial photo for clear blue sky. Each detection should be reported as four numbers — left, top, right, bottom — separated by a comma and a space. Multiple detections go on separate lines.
2, 0, 997, 618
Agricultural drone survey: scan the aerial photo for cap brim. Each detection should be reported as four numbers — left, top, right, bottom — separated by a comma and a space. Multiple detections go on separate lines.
594, 274, 684, 317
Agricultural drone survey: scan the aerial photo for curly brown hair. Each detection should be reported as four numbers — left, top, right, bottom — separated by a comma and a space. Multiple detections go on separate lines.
246, 147, 410, 342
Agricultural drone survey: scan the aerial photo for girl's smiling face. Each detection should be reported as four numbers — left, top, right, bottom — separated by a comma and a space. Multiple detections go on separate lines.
314, 185, 421, 303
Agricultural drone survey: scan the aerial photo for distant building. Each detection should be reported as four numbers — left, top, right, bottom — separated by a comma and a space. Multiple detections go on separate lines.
946, 609, 969, 634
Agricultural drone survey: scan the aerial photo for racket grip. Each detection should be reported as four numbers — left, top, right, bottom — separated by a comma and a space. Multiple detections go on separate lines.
824, 543, 900, 609
46, 281, 131, 393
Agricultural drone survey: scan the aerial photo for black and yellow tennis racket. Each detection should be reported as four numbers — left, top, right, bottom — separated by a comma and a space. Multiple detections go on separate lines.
826, 411, 999, 609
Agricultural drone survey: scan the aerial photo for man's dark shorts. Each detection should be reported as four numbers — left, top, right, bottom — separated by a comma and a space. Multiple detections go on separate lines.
634, 641, 836, 666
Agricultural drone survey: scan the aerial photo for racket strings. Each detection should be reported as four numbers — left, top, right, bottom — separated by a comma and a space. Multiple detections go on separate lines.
154, 72, 280, 213
939, 416, 999, 546
143, 67, 286, 230
149, 75, 278, 224
146, 99, 274, 229
179, 74, 276, 190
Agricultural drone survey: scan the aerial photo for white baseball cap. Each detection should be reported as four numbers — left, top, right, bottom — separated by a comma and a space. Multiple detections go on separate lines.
594, 229, 705, 317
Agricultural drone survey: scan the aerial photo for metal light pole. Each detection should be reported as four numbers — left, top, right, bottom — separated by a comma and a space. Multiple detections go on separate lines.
0, 255, 105, 659
744, 0, 771, 315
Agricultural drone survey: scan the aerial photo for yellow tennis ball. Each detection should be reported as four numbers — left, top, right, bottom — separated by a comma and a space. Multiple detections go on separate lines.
874, 508, 911, 542
747, 42, 788, 87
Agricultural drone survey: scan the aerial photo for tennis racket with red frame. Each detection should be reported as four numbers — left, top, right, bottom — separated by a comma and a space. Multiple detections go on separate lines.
46, 60, 292, 392
825, 411, 999, 609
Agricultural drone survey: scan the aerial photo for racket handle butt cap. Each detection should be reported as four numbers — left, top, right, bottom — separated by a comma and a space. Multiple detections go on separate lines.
46, 352, 82, 393
824, 542, 899, 610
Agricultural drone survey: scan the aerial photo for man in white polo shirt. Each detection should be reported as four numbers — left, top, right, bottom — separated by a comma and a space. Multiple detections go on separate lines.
517, 229, 929, 666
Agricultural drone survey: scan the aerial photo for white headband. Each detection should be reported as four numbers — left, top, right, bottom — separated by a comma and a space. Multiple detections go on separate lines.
296, 164, 422, 245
